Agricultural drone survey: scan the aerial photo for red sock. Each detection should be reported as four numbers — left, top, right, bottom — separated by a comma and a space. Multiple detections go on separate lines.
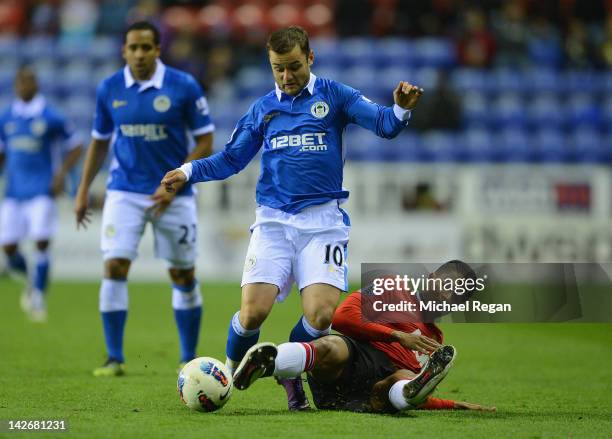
420, 397, 455, 410
299, 342, 316, 371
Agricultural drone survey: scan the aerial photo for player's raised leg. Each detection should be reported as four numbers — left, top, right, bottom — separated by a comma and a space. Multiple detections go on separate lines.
95, 258, 131, 377
233, 335, 350, 390
225, 283, 277, 373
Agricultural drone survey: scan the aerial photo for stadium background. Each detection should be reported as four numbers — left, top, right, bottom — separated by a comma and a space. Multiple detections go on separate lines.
1, 0, 611, 280
0, 2, 611, 438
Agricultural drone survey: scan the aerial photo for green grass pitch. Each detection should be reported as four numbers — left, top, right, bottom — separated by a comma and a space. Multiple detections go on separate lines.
1, 278, 611, 438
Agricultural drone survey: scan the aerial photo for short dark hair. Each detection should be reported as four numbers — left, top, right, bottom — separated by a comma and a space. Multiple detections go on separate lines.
125, 21, 160, 45
267, 26, 310, 56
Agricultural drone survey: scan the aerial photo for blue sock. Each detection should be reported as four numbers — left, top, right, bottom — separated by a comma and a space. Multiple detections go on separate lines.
225, 311, 260, 363
99, 279, 128, 363
7, 251, 27, 275
101, 310, 127, 363
33, 251, 50, 294
172, 282, 202, 363
290, 315, 331, 343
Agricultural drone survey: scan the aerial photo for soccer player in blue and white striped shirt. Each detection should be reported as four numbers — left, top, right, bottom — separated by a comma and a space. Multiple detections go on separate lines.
162, 26, 423, 409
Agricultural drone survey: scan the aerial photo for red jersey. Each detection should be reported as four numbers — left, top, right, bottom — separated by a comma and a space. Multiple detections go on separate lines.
332, 291, 444, 373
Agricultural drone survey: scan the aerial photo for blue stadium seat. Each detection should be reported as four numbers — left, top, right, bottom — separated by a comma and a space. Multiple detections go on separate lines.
421, 131, 462, 162
374, 38, 416, 68
490, 68, 525, 95
235, 67, 270, 99
411, 67, 440, 91
565, 93, 601, 129
0, 59, 18, 91
314, 65, 341, 82
524, 67, 560, 94
571, 127, 607, 163
310, 38, 339, 68
563, 70, 601, 95
412, 38, 456, 68
344, 125, 373, 161
532, 128, 571, 162
393, 132, 423, 162
0, 36, 19, 59
491, 93, 526, 129
527, 93, 564, 129
55, 39, 91, 62
59, 61, 94, 96
90, 36, 119, 63
30, 59, 56, 95
340, 65, 381, 100
211, 100, 241, 131
461, 91, 490, 129
21, 36, 55, 60
337, 37, 376, 68
462, 128, 496, 162
451, 68, 489, 94
496, 128, 534, 162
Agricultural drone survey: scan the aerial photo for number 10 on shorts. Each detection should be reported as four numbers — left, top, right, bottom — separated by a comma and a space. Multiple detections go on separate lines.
324, 244, 344, 267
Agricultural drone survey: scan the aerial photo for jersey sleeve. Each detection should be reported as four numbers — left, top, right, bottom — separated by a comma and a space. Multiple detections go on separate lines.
184, 76, 215, 136
332, 292, 396, 341
91, 81, 114, 140
337, 82, 408, 139
189, 103, 262, 183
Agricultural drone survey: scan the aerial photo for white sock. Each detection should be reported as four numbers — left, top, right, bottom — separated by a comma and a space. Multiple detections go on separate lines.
302, 316, 331, 338
172, 283, 202, 310
273, 342, 316, 378
225, 358, 239, 374
99, 279, 128, 312
388, 379, 412, 411
231, 311, 260, 337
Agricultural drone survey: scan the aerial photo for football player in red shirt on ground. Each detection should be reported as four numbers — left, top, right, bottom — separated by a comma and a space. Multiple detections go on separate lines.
232, 260, 496, 413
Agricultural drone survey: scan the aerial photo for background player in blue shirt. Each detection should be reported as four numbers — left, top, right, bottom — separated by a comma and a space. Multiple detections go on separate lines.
0, 66, 83, 322
74, 22, 215, 377
162, 26, 423, 409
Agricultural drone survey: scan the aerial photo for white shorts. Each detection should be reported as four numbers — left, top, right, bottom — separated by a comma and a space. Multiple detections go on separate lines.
241, 200, 351, 302
0, 196, 57, 245
101, 190, 198, 268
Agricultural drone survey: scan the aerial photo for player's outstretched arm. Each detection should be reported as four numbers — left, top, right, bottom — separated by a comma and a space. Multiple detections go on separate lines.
75, 138, 110, 229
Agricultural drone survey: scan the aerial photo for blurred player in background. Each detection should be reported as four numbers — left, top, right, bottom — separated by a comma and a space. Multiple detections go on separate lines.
0, 66, 83, 322
74, 21, 214, 376
232, 261, 495, 413
161, 26, 423, 410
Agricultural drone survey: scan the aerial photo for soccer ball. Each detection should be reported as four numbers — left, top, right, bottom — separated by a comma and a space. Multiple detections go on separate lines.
177, 357, 233, 412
